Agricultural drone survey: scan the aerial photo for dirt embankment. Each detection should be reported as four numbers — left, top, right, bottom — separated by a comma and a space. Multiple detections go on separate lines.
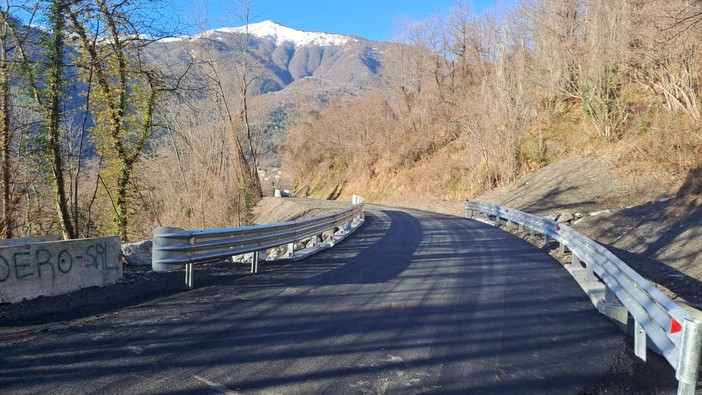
477, 156, 702, 305
253, 197, 353, 224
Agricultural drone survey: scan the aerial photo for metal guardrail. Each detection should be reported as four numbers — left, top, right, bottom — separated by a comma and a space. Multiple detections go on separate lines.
153, 196, 365, 288
466, 201, 702, 395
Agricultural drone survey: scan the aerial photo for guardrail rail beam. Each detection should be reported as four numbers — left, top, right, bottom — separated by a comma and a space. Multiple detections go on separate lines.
465, 201, 702, 394
152, 198, 365, 289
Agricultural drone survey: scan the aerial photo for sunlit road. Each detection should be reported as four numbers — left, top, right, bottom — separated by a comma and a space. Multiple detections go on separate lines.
1, 206, 632, 394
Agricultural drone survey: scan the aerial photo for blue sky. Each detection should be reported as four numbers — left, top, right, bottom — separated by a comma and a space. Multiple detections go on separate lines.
173, 0, 510, 42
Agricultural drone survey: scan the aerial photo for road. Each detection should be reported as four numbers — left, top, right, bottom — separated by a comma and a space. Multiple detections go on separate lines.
0, 206, 675, 394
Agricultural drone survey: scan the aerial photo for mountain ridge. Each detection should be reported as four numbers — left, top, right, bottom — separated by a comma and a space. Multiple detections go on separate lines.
161, 20, 363, 48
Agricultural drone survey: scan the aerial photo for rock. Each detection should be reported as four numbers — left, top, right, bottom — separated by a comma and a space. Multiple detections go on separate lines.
556, 213, 574, 223
305, 238, 318, 249
231, 251, 269, 264
266, 246, 286, 260
589, 209, 611, 216
121, 240, 153, 266
300, 237, 312, 246
321, 231, 333, 242
231, 253, 252, 264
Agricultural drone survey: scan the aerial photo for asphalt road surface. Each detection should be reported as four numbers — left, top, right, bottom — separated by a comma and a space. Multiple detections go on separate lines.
0, 206, 677, 394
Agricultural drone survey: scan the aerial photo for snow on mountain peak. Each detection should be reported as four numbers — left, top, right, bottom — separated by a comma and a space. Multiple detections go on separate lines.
213, 20, 355, 47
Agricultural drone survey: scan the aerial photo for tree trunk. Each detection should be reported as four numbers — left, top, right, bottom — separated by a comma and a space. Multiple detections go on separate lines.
48, 0, 76, 240
115, 170, 129, 242
0, 22, 11, 238
241, 92, 262, 199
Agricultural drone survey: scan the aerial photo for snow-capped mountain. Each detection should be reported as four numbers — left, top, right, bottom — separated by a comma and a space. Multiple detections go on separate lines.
163, 20, 358, 48
154, 20, 385, 96
214, 20, 356, 48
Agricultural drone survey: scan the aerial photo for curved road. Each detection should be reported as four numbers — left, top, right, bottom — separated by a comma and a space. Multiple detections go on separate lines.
1, 206, 660, 394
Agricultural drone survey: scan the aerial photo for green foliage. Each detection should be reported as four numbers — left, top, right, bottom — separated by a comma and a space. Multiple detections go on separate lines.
521, 140, 557, 169
633, 107, 655, 137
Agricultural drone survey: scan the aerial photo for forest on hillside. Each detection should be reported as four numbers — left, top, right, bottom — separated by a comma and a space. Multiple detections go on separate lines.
1, 0, 702, 243
283, 0, 702, 204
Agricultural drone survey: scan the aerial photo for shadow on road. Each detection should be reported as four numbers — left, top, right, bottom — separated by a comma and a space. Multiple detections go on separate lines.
299, 209, 422, 285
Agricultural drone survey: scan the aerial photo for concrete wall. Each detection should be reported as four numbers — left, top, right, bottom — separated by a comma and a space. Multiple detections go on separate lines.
0, 236, 122, 304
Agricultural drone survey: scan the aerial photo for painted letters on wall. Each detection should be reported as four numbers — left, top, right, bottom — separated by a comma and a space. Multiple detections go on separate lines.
0, 237, 122, 303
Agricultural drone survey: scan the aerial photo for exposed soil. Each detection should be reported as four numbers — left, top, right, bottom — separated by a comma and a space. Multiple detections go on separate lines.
253, 196, 353, 224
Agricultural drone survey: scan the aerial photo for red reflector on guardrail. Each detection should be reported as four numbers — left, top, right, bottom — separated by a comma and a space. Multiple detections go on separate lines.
671, 318, 682, 334
556, 225, 561, 231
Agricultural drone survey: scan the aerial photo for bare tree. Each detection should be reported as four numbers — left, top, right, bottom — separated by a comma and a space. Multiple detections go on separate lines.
66, 0, 165, 242
4, 0, 77, 239
634, 0, 702, 125
0, 0, 15, 237
234, 0, 263, 201
173, 0, 263, 225
523, 0, 584, 101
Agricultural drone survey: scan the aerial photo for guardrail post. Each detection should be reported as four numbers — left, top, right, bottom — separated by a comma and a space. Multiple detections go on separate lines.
676, 318, 702, 395
251, 251, 259, 274
634, 317, 647, 361
605, 285, 617, 304
287, 242, 295, 258
558, 242, 566, 256
495, 216, 501, 226
185, 263, 194, 289
586, 263, 594, 282
572, 253, 580, 266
